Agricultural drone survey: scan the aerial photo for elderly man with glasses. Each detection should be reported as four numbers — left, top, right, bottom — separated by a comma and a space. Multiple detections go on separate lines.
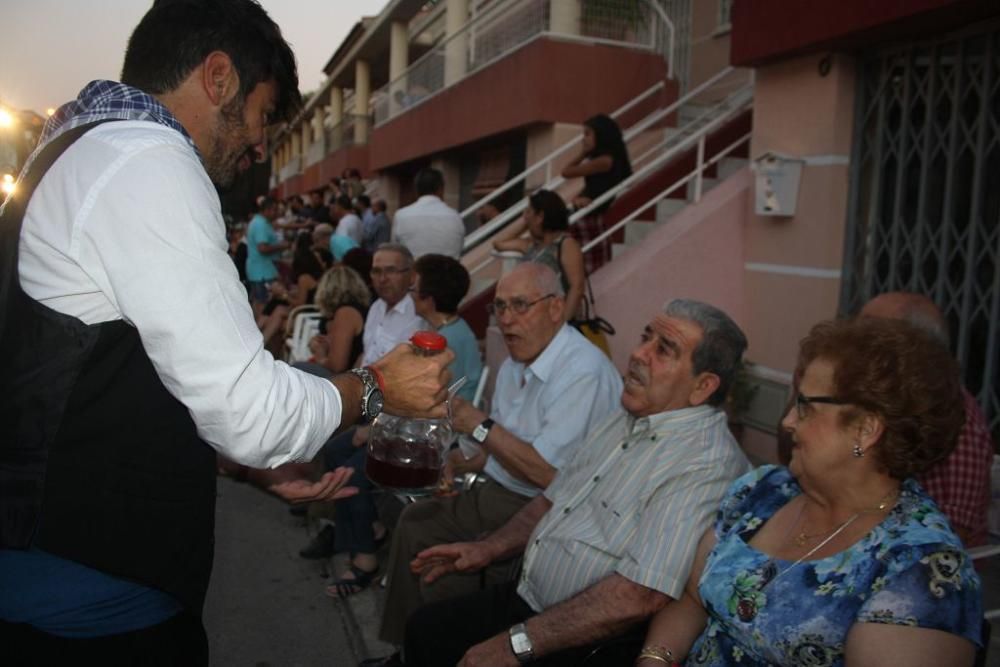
369, 262, 623, 662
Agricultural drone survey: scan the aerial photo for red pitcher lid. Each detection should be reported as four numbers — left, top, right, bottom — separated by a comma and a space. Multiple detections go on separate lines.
410, 330, 447, 351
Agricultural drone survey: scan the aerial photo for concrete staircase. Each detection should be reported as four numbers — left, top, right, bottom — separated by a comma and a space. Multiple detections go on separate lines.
611, 155, 748, 260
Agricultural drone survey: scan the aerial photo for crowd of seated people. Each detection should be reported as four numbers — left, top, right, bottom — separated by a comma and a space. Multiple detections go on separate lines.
354, 298, 991, 667
225, 155, 993, 667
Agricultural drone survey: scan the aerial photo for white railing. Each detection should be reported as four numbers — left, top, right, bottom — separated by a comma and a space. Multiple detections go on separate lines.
324, 113, 372, 153
462, 66, 745, 254
373, 0, 667, 127
465, 79, 754, 279
279, 155, 301, 181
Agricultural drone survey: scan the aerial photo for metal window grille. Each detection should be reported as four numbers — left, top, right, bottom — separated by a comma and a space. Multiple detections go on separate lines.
841, 21, 1000, 443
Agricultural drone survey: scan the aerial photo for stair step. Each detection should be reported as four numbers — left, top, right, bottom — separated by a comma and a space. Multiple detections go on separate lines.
624, 220, 656, 246
612, 243, 629, 260
686, 177, 718, 200
717, 157, 748, 180
656, 198, 686, 224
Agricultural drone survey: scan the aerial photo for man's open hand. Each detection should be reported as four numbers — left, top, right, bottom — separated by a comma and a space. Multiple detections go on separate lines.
264, 463, 357, 503
410, 541, 494, 584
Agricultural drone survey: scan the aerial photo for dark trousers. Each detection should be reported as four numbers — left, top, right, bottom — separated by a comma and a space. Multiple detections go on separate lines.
322, 428, 379, 555
0, 611, 208, 666
403, 581, 642, 667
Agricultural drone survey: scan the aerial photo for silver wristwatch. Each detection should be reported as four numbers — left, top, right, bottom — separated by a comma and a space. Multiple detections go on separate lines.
508, 623, 534, 664
471, 418, 494, 444
348, 367, 384, 422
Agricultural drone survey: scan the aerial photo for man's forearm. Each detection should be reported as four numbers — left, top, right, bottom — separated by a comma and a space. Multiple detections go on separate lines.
483, 494, 552, 562
484, 425, 557, 489
526, 574, 669, 657
329, 372, 364, 435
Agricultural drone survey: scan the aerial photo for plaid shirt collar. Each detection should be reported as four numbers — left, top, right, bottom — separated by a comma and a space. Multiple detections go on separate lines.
37, 80, 198, 157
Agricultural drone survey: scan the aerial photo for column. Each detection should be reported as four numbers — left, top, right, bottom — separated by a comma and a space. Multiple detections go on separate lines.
329, 86, 344, 150
354, 59, 371, 144
300, 118, 311, 156
389, 20, 409, 116
549, 0, 581, 36
313, 107, 326, 154
444, 0, 469, 86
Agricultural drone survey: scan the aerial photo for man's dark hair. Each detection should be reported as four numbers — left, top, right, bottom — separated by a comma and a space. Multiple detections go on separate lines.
373, 199, 387, 213
414, 168, 444, 196
356, 194, 371, 209
414, 254, 470, 315
335, 194, 354, 212
255, 195, 277, 213
121, 0, 302, 123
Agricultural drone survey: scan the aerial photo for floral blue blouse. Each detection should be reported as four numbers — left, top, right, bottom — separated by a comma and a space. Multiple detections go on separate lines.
687, 466, 982, 666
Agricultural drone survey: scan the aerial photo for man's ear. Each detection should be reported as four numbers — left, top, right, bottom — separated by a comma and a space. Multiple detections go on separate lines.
688, 372, 721, 408
202, 51, 239, 108
548, 294, 566, 323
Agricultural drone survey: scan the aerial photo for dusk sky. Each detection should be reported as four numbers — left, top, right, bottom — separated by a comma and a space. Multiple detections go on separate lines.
0, 0, 388, 115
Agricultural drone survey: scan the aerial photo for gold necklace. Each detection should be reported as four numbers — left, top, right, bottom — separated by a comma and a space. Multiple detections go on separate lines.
792, 488, 899, 547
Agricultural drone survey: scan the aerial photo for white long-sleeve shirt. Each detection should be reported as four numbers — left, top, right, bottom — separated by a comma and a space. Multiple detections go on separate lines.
391, 194, 465, 259
17, 121, 343, 468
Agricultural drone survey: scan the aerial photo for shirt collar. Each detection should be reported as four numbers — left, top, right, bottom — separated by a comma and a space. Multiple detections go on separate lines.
384, 293, 415, 316
517, 324, 571, 383
627, 404, 720, 439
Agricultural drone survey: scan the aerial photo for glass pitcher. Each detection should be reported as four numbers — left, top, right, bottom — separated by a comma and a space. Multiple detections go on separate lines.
365, 331, 453, 495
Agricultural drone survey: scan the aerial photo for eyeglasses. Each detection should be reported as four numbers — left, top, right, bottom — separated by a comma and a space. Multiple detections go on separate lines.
486, 294, 555, 316
794, 393, 850, 420
371, 266, 410, 277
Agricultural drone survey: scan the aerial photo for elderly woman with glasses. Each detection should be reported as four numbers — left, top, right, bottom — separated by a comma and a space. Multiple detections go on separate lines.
635, 317, 982, 667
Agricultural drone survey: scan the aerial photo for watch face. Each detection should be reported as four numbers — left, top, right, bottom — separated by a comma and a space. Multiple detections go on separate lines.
511, 632, 532, 655
369, 390, 384, 416
472, 423, 488, 443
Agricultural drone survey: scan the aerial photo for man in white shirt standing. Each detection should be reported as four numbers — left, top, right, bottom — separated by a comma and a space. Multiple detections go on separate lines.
371, 262, 623, 649
332, 193, 363, 249
0, 2, 450, 663
392, 168, 465, 259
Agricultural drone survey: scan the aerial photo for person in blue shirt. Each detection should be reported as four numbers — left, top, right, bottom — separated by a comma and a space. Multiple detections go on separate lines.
410, 254, 483, 402
245, 196, 288, 312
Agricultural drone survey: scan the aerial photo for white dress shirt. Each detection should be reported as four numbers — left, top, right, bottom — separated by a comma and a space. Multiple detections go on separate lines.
391, 194, 465, 259
335, 212, 363, 243
361, 294, 427, 366
17, 121, 343, 468
484, 325, 624, 498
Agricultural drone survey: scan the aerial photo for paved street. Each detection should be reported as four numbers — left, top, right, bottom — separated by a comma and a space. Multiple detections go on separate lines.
203, 478, 361, 667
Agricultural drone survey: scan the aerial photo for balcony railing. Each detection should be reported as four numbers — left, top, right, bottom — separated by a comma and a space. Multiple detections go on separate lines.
324, 113, 373, 153
372, 0, 667, 127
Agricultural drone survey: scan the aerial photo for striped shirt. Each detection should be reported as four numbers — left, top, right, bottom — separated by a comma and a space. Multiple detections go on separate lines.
517, 405, 750, 611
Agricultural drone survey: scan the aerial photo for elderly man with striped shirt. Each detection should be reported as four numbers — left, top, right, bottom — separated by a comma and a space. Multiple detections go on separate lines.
401, 299, 752, 667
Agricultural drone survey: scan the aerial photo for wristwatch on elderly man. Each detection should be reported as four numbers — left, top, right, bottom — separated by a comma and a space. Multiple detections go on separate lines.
471, 418, 495, 444
348, 367, 384, 422
509, 623, 534, 663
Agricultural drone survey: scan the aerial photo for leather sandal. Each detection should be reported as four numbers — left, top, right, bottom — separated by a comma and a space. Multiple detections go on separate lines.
324, 564, 377, 599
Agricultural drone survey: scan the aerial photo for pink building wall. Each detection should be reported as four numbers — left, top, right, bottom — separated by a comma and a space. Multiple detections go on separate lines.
590, 169, 752, 373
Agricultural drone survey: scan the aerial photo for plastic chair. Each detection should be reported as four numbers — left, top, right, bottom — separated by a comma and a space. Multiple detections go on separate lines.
285, 309, 322, 363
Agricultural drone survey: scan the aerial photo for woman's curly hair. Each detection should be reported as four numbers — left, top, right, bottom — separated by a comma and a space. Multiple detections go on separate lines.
795, 317, 964, 479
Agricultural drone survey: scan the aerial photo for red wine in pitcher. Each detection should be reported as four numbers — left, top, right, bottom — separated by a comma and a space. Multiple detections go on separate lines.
366, 439, 442, 492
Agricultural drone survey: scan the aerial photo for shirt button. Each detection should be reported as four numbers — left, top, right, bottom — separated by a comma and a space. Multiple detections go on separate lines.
621, 442, 629, 450
593, 476, 600, 483
535, 539, 540, 545
563, 507, 571, 514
